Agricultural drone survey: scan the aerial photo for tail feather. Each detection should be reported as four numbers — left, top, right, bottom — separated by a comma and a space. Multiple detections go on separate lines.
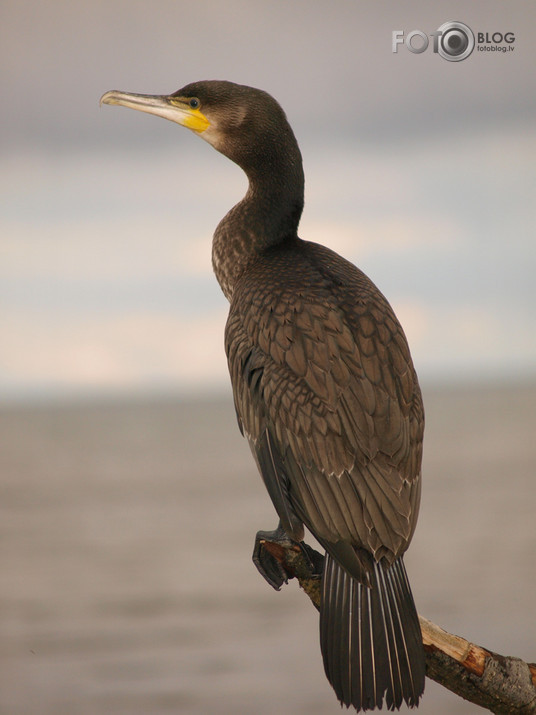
320, 553, 425, 711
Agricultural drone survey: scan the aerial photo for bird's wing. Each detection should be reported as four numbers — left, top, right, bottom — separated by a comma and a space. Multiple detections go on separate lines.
225, 245, 423, 564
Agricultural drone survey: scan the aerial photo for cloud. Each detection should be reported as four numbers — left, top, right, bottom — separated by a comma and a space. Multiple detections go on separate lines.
1, 217, 214, 283
1, 307, 229, 397
301, 213, 463, 261
3, 1, 535, 148
395, 300, 536, 378
2, 111, 534, 399
3, 294, 533, 401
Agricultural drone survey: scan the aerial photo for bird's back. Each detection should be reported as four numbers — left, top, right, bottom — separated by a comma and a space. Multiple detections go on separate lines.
225, 237, 423, 569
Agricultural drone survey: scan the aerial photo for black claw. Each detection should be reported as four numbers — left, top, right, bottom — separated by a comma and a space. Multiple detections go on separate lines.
252, 525, 296, 590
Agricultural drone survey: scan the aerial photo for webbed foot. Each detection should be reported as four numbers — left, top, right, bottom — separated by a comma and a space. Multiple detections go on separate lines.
252, 524, 298, 590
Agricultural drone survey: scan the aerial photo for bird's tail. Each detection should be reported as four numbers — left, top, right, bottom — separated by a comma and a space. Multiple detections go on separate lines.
320, 553, 425, 711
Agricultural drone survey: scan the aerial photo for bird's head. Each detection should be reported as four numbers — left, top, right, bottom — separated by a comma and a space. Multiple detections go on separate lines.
100, 80, 297, 173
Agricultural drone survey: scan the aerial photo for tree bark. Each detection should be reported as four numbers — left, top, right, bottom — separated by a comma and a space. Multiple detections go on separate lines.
260, 539, 536, 714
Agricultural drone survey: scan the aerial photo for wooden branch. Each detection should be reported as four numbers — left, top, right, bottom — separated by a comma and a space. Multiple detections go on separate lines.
420, 616, 536, 714
260, 539, 536, 714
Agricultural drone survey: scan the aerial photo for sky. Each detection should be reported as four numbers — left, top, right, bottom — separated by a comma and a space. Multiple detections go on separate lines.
1, 1, 535, 401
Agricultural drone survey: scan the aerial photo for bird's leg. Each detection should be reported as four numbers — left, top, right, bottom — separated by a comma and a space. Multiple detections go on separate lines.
253, 522, 323, 590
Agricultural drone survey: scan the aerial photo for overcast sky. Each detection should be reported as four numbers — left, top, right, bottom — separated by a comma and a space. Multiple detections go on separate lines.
1, 1, 535, 400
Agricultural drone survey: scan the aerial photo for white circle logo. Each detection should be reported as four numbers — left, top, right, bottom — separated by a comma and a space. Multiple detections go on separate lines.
436, 21, 475, 62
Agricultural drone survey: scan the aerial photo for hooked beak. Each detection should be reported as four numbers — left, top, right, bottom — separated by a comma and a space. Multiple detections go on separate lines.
100, 90, 210, 133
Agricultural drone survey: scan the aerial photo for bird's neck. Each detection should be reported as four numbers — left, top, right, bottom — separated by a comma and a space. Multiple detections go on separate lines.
212, 154, 304, 301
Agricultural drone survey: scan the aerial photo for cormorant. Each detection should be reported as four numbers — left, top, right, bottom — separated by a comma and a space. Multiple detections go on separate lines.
100, 80, 426, 711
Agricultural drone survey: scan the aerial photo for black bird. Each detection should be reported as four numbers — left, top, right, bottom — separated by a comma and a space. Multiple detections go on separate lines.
101, 80, 426, 711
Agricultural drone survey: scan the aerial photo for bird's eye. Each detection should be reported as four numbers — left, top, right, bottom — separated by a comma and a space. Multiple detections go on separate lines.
189, 98, 200, 109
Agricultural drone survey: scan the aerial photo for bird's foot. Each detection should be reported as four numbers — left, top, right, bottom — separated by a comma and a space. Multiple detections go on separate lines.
252, 525, 323, 591
252, 525, 299, 591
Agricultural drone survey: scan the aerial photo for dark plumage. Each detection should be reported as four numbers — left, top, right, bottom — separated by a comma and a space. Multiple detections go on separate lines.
101, 79, 426, 711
